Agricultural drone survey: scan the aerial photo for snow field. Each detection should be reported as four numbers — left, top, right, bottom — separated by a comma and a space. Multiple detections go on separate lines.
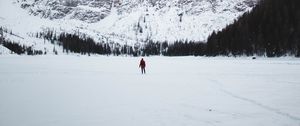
0, 56, 300, 126
0, 45, 13, 55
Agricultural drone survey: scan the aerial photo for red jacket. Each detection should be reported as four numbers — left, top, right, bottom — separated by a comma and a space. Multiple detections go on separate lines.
139, 59, 146, 68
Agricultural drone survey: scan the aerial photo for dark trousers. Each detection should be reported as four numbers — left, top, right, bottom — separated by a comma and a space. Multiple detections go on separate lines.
141, 67, 146, 74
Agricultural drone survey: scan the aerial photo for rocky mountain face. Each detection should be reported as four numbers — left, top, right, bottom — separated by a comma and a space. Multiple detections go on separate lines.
12, 0, 257, 43
18, 0, 256, 23
19, 0, 111, 23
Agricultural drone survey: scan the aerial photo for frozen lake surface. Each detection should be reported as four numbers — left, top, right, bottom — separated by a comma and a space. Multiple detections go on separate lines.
0, 56, 300, 126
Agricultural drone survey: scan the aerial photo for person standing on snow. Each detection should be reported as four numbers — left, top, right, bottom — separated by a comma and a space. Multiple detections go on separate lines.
139, 58, 146, 74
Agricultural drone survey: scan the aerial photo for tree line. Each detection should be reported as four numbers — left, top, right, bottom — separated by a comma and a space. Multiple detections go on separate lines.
0, 27, 43, 55
54, 32, 207, 56
1, 40, 43, 55
57, 33, 166, 56
206, 0, 300, 57
58, 33, 111, 55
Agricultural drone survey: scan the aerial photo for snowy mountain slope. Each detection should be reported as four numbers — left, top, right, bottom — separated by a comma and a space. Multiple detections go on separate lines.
0, 45, 13, 55
0, 0, 256, 54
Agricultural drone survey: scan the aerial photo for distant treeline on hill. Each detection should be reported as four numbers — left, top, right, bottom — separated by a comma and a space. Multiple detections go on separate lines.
206, 0, 300, 57
39, 30, 207, 56
1, 40, 43, 55
0, 27, 43, 55
56, 33, 209, 56
58, 33, 111, 55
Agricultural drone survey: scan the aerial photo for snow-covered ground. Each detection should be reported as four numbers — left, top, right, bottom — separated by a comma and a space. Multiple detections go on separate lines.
0, 45, 13, 55
0, 56, 300, 126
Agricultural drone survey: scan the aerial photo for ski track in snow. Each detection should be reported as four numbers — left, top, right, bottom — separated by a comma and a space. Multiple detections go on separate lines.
209, 79, 300, 122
